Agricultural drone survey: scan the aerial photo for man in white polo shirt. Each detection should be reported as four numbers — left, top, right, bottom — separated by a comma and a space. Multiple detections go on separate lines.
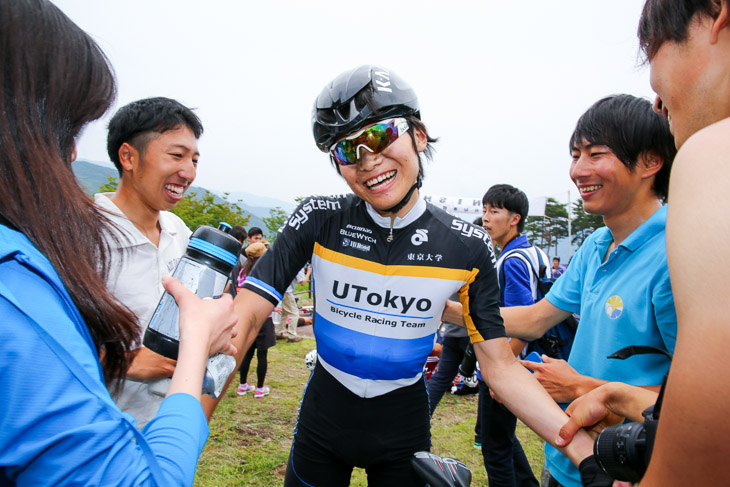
96, 97, 203, 428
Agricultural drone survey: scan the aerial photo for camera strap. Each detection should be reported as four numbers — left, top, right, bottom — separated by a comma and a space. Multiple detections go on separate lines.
607, 345, 672, 361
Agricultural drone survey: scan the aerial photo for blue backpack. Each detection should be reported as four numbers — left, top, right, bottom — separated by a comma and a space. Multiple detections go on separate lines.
499, 248, 578, 361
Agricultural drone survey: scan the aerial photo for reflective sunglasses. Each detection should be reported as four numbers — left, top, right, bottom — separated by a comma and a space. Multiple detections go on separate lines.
330, 118, 410, 166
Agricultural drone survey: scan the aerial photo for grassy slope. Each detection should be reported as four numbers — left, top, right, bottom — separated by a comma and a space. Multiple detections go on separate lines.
196, 340, 545, 486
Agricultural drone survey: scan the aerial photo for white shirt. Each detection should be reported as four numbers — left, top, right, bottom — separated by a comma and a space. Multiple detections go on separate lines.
95, 193, 192, 428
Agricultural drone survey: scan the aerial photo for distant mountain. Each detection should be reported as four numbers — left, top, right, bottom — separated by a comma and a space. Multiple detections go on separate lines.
71, 159, 282, 230
215, 191, 296, 214
73, 159, 117, 196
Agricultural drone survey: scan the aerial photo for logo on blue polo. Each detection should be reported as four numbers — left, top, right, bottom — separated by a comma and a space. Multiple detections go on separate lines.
605, 295, 623, 319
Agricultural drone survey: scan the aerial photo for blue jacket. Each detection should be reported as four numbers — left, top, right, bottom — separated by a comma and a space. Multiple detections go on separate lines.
0, 225, 208, 486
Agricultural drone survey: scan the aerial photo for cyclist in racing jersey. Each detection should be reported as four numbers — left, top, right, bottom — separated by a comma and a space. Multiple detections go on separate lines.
215, 65, 597, 486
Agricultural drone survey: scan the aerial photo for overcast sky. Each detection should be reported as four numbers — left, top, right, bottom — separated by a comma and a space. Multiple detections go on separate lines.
57, 0, 654, 209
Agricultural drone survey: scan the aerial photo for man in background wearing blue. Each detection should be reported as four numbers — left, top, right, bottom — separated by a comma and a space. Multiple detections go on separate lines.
480, 184, 544, 487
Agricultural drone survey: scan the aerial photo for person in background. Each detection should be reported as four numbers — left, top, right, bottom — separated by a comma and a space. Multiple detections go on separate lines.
247, 226, 264, 246
275, 265, 306, 343
0, 1, 237, 484
426, 295, 470, 416
227, 225, 248, 298
97, 96, 204, 428
551, 257, 566, 279
230, 225, 248, 251
235, 243, 277, 398
479, 183, 543, 487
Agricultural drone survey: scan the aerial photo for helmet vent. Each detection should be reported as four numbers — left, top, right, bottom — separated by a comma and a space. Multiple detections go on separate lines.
334, 103, 351, 123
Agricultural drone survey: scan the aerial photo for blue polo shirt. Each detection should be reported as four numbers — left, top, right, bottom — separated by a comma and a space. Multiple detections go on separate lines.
543, 205, 677, 487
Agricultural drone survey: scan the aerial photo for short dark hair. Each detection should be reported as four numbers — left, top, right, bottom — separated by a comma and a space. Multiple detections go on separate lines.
230, 225, 248, 243
638, 0, 722, 60
482, 184, 529, 233
106, 97, 203, 174
553, 257, 561, 262
569, 94, 676, 201
248, 226, 263, 237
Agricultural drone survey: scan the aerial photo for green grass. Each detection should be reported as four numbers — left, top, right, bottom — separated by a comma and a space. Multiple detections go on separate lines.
195, 339, 545, 486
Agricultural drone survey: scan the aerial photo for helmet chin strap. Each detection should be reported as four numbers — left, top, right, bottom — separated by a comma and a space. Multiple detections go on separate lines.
383, 174, 422, 215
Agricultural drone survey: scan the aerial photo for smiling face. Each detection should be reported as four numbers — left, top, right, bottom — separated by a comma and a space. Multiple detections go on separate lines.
337, 123, 426, 217
649, 14, 730, 148
570, 141, 645, 219
122, 125, 199, 212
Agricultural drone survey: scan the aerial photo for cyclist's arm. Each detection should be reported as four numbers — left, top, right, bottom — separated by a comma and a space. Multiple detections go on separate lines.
473, 336, 595, 466
201, 289, 274, 419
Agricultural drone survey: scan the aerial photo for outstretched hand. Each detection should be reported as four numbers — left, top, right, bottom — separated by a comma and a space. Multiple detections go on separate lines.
162, 275, 239, 357
557, 386, 625, 446
519, 354, 583, 403
556, 382, 658, 447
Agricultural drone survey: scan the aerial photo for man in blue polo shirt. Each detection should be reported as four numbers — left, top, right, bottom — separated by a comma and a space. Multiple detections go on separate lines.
499, 94, 678, 487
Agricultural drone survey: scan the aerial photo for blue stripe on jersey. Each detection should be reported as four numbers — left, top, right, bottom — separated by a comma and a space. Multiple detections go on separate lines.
314, 311, 435, 381
244, 276, 283, 302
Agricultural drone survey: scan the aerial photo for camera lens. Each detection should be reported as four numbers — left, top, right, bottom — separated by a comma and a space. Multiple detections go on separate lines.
593, 422, 648, 483
458, 343, 477, 377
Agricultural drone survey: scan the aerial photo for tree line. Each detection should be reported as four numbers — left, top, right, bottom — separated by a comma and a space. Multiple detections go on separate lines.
98, 176, 291, 241
523, 197, 604, 258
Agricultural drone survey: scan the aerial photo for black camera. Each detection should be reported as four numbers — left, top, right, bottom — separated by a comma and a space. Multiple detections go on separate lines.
458, 343, 477, 377
592, 345, 670, 483
593, 403, 659, 482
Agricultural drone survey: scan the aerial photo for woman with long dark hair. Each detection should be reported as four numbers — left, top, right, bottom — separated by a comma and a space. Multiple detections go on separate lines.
0, 1, 237, 484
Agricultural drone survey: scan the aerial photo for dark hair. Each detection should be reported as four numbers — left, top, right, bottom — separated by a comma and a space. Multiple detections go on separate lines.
482, 184, 529, 233
106, 97, 203, 174
248, 226, 263, 237
638, 0, 723, 60
230, 225, 248, 243
240, 250, 264, 278
0, 0, 138, 387
569, 94, 676, 201
553, 257, 561, 262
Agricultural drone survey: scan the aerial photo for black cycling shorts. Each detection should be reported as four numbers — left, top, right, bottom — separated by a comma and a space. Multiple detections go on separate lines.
284, 364, 430, 487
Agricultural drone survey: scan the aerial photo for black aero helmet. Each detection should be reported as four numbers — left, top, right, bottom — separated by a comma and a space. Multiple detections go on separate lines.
312, 65, 420, 152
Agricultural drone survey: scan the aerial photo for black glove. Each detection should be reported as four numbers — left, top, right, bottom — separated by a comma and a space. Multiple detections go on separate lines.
579, 455, 615, 487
